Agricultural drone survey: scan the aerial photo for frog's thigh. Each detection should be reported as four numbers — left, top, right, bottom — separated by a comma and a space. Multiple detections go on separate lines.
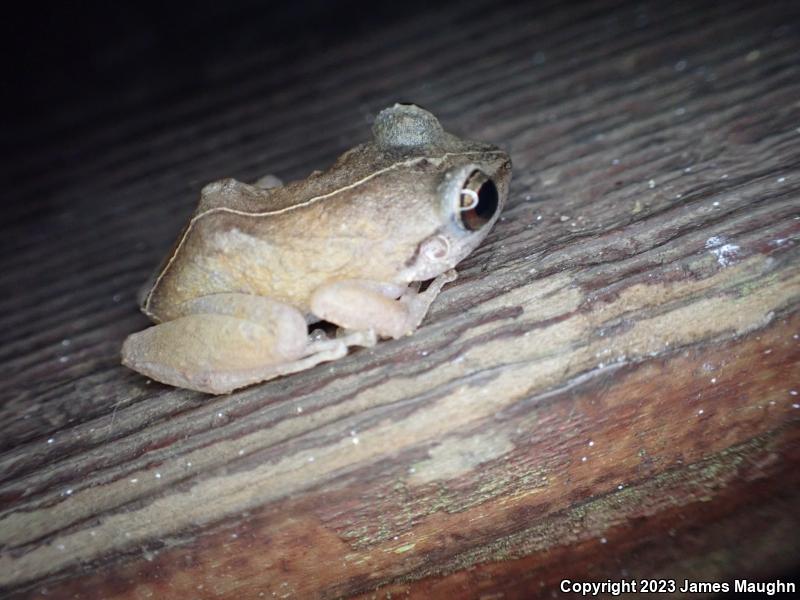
310, 270, 457, 339
122, 294, 342, 394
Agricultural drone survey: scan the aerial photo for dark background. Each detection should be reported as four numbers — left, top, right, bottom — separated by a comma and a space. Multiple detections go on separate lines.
1, 0, 443, 174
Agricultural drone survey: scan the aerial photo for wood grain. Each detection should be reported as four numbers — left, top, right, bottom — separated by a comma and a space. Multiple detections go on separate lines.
1, 0, 799, 597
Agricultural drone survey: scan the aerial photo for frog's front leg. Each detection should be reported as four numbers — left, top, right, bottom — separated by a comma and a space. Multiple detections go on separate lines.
310, 270, 457, 339
122, 293, 374, 394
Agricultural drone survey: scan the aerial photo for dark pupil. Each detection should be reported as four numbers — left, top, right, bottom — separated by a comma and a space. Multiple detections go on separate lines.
460, 172, 499, 231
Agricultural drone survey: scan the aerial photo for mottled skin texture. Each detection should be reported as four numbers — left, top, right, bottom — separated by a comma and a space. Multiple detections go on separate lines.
122, 104, 512, 394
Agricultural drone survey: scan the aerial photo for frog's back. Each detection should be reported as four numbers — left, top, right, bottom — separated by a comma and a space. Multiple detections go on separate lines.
139, 144, 408, 322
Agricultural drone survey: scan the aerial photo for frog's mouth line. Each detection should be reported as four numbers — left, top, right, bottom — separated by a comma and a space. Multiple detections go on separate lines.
404, 237, 424, 269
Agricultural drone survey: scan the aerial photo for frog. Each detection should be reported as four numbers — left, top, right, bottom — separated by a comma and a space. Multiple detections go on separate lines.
122, 103, 512, 394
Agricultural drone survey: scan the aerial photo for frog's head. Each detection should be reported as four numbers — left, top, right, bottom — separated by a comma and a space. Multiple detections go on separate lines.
408, 155, 512, 281
373, 103, 512, 282
372, 104, 511, 281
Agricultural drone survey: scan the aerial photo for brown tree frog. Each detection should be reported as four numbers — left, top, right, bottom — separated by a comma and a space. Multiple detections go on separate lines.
122, 104, 512, 394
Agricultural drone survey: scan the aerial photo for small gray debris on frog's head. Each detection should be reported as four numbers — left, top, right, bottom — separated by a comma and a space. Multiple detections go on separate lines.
372, 103, 444, 150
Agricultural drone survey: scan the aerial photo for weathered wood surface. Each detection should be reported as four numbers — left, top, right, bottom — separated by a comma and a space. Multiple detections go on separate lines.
2, 0, 799, 597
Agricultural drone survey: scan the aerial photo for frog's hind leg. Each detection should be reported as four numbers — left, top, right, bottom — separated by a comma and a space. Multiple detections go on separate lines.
122, 294, 372, 395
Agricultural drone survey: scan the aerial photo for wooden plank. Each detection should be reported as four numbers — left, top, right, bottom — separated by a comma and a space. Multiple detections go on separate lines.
1, 0, 799, 598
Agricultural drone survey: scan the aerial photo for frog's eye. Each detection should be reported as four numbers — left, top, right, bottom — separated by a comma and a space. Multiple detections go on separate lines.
458, 170, 499, 231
